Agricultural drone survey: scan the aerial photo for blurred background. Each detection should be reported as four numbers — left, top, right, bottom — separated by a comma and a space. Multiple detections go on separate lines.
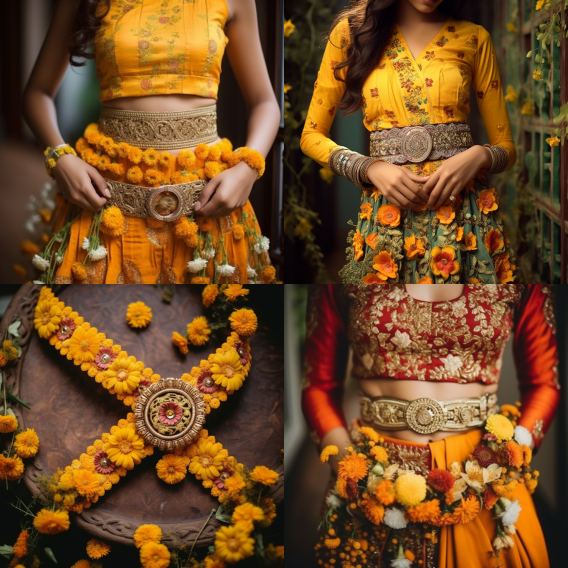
284, 0, 568, 284
0, 0, 284, 283
284, 284, 568, 567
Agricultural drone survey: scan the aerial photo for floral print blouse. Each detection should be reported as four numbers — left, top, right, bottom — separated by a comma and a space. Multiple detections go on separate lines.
94, 0, 229, 101
300, 18, 516, 171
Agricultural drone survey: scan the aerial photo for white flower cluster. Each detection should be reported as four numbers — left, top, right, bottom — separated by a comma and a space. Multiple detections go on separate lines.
25, 181, 57, 234
217, 263, 235, 277
253, 235, 270, 255
187, 258, 208, 273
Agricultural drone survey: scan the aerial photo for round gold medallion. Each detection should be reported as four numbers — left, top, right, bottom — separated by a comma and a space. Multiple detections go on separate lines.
405, 398, 445, 434
135, 378, 206, 451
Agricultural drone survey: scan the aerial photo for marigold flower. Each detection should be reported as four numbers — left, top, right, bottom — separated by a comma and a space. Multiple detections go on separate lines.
187, 316, 211, 346
430, 246, 460, 280
494, 252, 515, 284
104, 355, 142, 395
126, 301, 152, 329
377, 204, 401, 227
74, 469, 101, 498
202, 284, 219, 308
364, 232, 378, 250
373, 250, 398, 280
504, 85, 518, 102
324, 537, 341, 549
407, 498, 441, 524
191, 276, 210, 284
450, 495, 480, 524
33, 508, 70, 534
156, 454, 187, 484
224, 474, 246, 493
222, 284, 248, 303
86, 538, 111, 559
472, 445, 498, 468
229, 308, 257, 337
250, 465, 280, 486
0, 455, 24, 481
70, 560, 91, 568
427, 469, 455, 493
404, 236, 425, 259
72, 262, 88, 281
546, 136, 560, 147
483, 487, 499, 509
173, 216, 198, 239
418, 275, 433, 284
104, 428, 145, 470
66, 325, 102, 365
140, 541, 171, 568
374, 479, 395, 506
465, 232, 477, 251
504, 441, 524, 468
486, 414, 514, 441
232, 503, 265, 531
360, 203, 373, 220
21, 239, 41, 257
142, 148, 160, 167
477, 188, 498, 214
215, 525, 255, 564
284, 19, 295, 37
14, 428, 40, 458
127, 166, 144, 184
359, 426, 379, 443
353, 227, 365, 261
436, 205, 455, 225
0, 414, 18, 433
210, 349, 244, 391
34, 300, 63, 339
370, 446, 388, 462
13, 529, 28, 558
262, 266, 277, 283
360, 494, 384, 524
134, 524, 163, 549
320, 445, 339, 463
362, 273, 387, 284
338, 452, 368, 483
100, 206, 126, 237
189, 441, 225, 480
395, 472, 427, 507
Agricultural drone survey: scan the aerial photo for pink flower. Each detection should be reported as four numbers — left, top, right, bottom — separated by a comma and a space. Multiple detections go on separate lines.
209, 39, 217, 54
94, 450, 115, 474
138, 40, 150, 50
168, 59, 180, 70
141, 79, 152, 91
159, 17, 170, 24
213, 466, 234, 489
56, 317, 76, 341
95, 347, 116, 370
425, 78, 433, 87
234, 341, 249, 366
159, 402, 183, 425
197, 370, 218, 394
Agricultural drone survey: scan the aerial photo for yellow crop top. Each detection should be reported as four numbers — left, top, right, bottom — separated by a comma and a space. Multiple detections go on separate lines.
94, 0, 229, 102
301, 18, 516, 171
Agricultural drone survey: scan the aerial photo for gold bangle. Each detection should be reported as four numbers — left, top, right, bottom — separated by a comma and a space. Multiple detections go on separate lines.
44, 144, 77, 178
227, 146, 265, 179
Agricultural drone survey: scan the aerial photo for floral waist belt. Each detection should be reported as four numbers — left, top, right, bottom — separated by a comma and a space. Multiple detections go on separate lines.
360, 392, 498, 435
98, 105, 219, 150
370, 123, 473, 164
105, 178, 206, 222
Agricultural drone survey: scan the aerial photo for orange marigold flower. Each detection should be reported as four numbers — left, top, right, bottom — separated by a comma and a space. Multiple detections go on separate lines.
126, 301, 152, 329
427, 469, 455, 493
450, 496, 480, 524
373, 250, 398, 280
33, 508, 70, 534
232, 503, 265, 530
436, 205, 455, 225
483, 487, 499, 510
362, 273, 387, 284
370, 445, 388, 462
374, 479, 395, 506
224, 284, 249, 302
366, 232, 379, 250
72, 262, 88, 281
522, 445, 532, 467
353, 228, 365, 261
484, 228, 504, 255
0, 455, 24, 481
34, 299, 63, 339
187, 316, 211, 346
456, 227, 464, 242
494, 252, 515, 284
71, 559, 91, 568
360, 494, 384, 524
100, 206, 126, 237
229, 309, 257, 336
430, 246, 460, 280
133, 524, 162, 549
338, 452, 368, 483
86, 538, 111, 559
202, 284, 219, 307
142, 148, 160, 167
465, 232, 477, 251
104, 354, 142, 394
231, 223, 245, 241
104, 428, 145, 470
140, 541, 171, 568
262, 266, 277, 283
360, 203, 373, 220
477, 188, 499, 214
14, 428, 40, 458
144, 169, 164, 187
74, 469, 101, 498
156, 454, 187, 484
13, 529, 28, 558
173, 216, 198, 239
191, 276, 210, 284
377, 204, 401, 228
407, 499, 441, 524
320, 445, 339, 463
418, 275, 433, 284
127, 166, 144, 184
172, 331, 189, 355
324, 537, 341, 549
66, 325, 101, 364
177, 149, 196, 169
224, 474, 246, 493
250, 465, 279, 486
504, 440, 524, 468
214, 525, 254, 564
404, 236, 425, 259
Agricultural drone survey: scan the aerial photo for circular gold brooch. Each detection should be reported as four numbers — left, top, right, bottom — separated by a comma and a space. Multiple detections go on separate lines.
405, 398, 445, 434
135, 378, 206, 451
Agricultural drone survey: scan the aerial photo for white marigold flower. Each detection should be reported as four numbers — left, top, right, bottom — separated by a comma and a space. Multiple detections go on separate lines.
514, 425, 532, 447
326, 492, 342, 509
384, 507, 407, 530
88, 245, 108, 261
55, 254, 63, 265
32, 254, 50, 272
81, 237, 91, 250
500, 498, 521, 526
390, 330, 411, 350
247, 265, 257, 280
253, 235, 270, 254
187, 258, 208, 273
201, 244, 216, 259
217, 263, 236, 277
493, 534, 514, 550
390, 559, 412, 568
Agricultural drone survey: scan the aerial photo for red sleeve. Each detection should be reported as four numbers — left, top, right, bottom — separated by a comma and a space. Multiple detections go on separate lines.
301, 285, 350, 444
512, 284, 560, 451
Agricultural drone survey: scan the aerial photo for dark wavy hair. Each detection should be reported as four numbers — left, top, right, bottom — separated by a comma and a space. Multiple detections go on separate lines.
68, 0, 111, 66
329, 0, 466, 115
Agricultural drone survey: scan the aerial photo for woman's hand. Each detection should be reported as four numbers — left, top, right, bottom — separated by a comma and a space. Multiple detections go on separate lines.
423, 145, 492, 210
366, 161, 431, 210
321, 427, 352, 475
194, 161, 257, 218
52, 154, 110, 212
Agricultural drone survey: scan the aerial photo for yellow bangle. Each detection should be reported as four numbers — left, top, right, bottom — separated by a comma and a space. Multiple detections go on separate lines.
227, 146, 266, 179
44, 143, 77, 178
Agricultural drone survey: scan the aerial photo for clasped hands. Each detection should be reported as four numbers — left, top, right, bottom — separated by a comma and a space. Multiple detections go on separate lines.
366, 145, 492, 211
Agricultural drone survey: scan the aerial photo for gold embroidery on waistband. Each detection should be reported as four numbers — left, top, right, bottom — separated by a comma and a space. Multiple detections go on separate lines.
382, 441, 431, 476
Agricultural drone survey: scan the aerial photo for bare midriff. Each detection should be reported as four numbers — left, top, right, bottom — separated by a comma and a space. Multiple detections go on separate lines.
101, 94, 222, 154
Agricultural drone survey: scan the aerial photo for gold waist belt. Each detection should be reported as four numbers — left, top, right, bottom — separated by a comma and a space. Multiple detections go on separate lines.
370, 123, 473, 164
98, 105, 218, 150
360, 392, 498, 435
105, 179, 206, 222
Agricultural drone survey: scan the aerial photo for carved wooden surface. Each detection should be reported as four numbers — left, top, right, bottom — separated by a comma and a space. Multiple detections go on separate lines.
0, 284, 284, 547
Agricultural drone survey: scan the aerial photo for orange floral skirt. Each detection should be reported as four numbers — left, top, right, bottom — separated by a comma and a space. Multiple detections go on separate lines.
47, 127, 273, 284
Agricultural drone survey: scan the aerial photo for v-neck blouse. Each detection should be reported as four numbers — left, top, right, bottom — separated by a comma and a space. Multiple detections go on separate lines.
300, 18, 516, 171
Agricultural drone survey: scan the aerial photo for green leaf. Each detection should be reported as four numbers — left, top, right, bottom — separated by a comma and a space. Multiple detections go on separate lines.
7, 321, 21, 338
254, 532, 265, 561
7, 392, 31, 409
0, 545, 14, 558
215, 504, 233, 524
45, 547, 58, 564
553, 102, 568, 124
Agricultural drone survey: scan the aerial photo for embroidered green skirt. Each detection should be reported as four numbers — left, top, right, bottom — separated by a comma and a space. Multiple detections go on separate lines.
339, 163, 516, 285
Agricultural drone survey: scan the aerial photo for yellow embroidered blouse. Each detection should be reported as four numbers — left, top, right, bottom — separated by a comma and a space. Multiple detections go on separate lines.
300, 17, 516, 171
94, 0, 229, 102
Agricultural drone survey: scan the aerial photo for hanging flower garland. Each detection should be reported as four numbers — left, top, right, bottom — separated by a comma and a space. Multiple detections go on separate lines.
317, 405, 538, 567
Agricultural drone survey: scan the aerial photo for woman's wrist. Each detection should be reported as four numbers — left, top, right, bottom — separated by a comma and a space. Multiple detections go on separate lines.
470, 145, 493, 170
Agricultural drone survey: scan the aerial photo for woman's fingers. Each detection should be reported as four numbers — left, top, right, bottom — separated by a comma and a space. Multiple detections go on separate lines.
402, 170, 431, 183
89, 167, 111, 199
194, 178, 220, 214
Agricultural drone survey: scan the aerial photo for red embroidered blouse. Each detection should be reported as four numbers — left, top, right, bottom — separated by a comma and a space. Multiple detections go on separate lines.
301, 285, 559, 450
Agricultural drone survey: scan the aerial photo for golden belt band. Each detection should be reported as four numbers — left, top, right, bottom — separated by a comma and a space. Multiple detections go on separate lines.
99, 104, 219, 150
370, 123, 473, 164
359, 392, 498, 435
105, 179, 206, 222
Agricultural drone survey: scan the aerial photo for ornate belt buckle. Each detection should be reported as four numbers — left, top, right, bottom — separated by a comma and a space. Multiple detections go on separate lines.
405, 397, 446, 434
402, 126, 432, 163
147, 184, 186, 221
